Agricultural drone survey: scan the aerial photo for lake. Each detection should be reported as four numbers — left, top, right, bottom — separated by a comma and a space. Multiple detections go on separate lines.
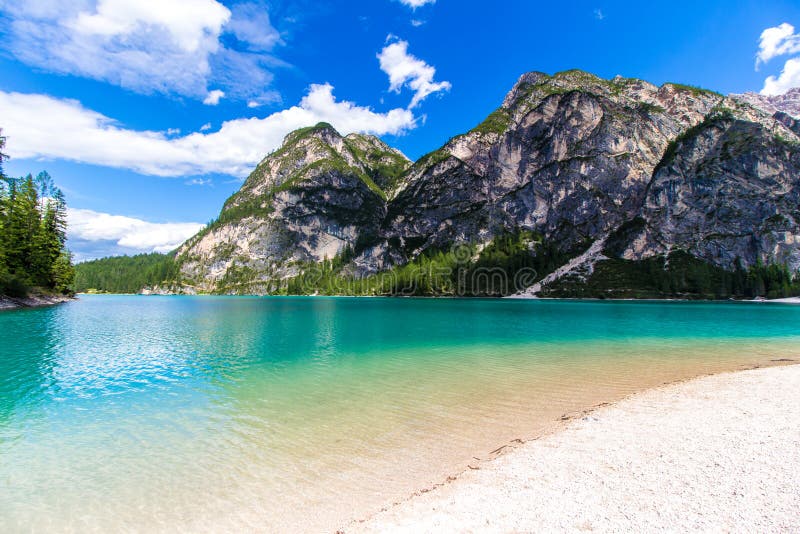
1, 296, 799, 531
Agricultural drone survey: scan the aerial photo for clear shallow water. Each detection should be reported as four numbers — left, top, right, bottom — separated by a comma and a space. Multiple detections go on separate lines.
1, 296, 799, 532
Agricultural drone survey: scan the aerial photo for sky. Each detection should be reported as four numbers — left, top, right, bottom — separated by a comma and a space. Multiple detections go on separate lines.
1, 0, 800, 261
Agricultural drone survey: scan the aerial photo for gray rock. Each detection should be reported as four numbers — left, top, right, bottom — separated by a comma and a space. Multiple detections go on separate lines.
175, 123, 409, 292
730, 88, 800, 118
173, 71, 800, 294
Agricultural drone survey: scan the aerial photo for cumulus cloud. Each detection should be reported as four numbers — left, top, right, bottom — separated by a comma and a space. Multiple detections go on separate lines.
398, 0, 435, 8
762, 57, 800, 95
0, 85, 416, 177
67, 207, 204, 261
203, 89, 225, 105
756, 23, 800, 68
377, 37, 451, 108
756, 22, 800, 95
0, 0, 282, 103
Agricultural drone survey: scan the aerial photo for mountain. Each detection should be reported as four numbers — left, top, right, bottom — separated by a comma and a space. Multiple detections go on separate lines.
85, 70, 800, 299
731, 88, 800, 118
364, 71, 721, 271
174, 125, 409, 293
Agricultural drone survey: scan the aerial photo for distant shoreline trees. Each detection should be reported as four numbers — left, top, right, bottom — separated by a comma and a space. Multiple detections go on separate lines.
73, 253, 178, 294
0, 129, 75, 297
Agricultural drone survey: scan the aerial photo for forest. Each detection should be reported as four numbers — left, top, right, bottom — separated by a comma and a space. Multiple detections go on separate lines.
73, 253, 178, 294
70, 229, 800, 299
0, 130, 74, 298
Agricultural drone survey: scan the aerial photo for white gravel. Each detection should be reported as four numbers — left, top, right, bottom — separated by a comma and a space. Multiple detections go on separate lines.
771, 297, 800, 304
352, 365, 800, 533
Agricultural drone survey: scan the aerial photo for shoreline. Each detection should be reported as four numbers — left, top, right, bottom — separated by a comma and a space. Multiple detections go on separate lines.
0, 293, 74, 311
771, 296, 800, 304
82, 291, 800, 304
349, 363, 800, 532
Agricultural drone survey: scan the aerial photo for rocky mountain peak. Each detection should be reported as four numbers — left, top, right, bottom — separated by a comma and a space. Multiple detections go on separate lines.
281, 121, 341, 147
502, 71, 550, 108
170, 70, 800, 297
173, 121, 413, 292
497, 70, 723, 138
229, 122, 411, 211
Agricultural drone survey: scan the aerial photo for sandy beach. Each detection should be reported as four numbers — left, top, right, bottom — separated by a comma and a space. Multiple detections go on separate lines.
771, 297, 800, 304
352, 364, 800, 532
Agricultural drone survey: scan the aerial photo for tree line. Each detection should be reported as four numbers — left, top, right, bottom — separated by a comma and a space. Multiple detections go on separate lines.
72, 228, 798, 299
0, 129, 75, 297
277, 234, 800, 299
543, 251, 800, 300
73, 253, 178, 294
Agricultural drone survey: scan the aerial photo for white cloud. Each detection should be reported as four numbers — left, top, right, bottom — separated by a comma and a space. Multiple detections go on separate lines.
0, 85, 416, 177
68, 0, 229, 51
762, 57, 800, 95
225, 2, 282, 52
377, 37, 451, 108
67, 207, 204, 260
398, 0, 435, 8
756, 23, 800, 68
410, 19, 425, 27
755, 22, 800, 95
593, 8, 605, 20
203, 89, 225, 105
0, 0, 282, 102
200, 122, 212, 131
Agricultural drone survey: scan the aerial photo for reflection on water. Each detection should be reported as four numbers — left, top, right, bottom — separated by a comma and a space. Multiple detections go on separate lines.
1, 296, 799, 532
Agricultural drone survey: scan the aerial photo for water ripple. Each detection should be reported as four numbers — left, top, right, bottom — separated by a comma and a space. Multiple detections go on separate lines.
1, 296, 799, 531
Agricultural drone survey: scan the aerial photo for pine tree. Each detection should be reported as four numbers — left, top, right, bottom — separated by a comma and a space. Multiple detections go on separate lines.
3, 175, 39, 282
0, 128, 6, 178
51, 251, 75, 294
0, 130, 8, 287
0, 152, 75, 296
31, 176, 67, 287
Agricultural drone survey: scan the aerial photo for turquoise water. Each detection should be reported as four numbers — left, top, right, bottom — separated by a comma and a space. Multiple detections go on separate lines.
1, 296, 799, 531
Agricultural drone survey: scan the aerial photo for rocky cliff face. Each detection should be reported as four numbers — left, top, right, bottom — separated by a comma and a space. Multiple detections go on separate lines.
174, 71, 800, 296
175, 124, 409, 292
731, 88, 800, 118
363, 71, 722, 271
632, 107, 800, 271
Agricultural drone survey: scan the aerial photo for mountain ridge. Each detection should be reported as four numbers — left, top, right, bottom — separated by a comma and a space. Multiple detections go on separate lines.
731, 88, 800, 119
75, 69, 800, 298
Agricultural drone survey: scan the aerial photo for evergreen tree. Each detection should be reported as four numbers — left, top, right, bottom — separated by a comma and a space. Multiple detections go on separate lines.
0, 130, 7, 287
73, 253, 177, 293
3, 175, 39, 281
0, 128, 6, 178
0, 151, 75, 296
51, 251, 75, 294
32, 177, 67, 287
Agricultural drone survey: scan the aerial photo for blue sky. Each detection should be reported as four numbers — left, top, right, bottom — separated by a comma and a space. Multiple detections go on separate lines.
1, 0, 800, 261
